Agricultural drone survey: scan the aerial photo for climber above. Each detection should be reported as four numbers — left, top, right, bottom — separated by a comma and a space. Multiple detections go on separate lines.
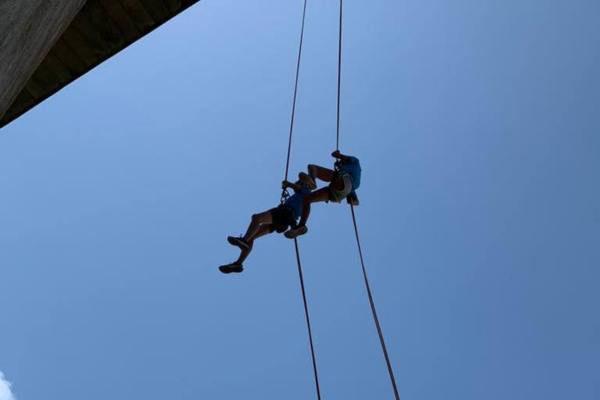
219, 172, 317, 274
285, 150, 361, 239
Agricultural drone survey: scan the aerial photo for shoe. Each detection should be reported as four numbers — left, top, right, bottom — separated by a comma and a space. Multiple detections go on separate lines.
347, 192, 360, 206
298, 172, 317, 190
227, 236, 250, 250
219, 262, 244, 274
284, 225, 308, 239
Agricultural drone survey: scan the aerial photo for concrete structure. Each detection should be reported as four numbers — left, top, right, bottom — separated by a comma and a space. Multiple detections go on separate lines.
0, 0, 87, 122
0, 0, 202, 128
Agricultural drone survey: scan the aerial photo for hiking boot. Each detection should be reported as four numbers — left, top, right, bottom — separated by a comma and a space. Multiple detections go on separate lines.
219, 262, 244, 274
298, 172, 317, 190
284, 225, 308, 239
227, 236, 250, 250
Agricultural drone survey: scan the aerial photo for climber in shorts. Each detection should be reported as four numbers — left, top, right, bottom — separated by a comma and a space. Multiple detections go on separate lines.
219, 172, 317, 274
285, 150, 361, 239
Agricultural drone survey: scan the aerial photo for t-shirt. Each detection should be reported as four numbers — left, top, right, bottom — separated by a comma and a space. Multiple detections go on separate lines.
339, 156, 361, 190
283, 186, 312, 219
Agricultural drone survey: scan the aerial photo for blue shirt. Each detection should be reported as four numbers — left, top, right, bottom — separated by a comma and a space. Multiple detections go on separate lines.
339, 156, 361, 190
283, 186, 312, 219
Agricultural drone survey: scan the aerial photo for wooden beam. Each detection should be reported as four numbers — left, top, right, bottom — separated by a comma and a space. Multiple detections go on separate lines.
52, 38, 88, 77
80, 0, 125, 52
70, 11, 114, 58
60, 23, 100, 67
41, 52, 73, 85
119, 0, 156, 32
2, 90, 37, 124
161, 0, 183, 15
97, 0, 140, 42
25, 66, 60, 100
139, 0, 172, 25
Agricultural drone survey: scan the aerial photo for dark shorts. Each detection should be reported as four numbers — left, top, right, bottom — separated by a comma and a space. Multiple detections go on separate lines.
269, 205, 297, 234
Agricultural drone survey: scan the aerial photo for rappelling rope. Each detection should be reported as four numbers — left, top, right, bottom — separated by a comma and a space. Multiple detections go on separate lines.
282, 1, 322, 399
336, 1, 400, 399
336, 0, 343, 152
294, 239, 322, 400
351, 205, 401, 400
283, 0, 309, 187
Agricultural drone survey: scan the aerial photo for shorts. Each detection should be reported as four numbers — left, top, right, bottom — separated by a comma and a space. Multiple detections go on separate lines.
269, 205, 297, 234
329, 172, 354, 203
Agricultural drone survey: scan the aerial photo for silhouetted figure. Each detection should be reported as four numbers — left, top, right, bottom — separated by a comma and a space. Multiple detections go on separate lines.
219, 173, 316, 274
285, 150, 361, 239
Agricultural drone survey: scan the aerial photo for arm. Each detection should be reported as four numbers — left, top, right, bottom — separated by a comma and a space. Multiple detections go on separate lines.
331, 150, 352, 162
282, 180, 302, 192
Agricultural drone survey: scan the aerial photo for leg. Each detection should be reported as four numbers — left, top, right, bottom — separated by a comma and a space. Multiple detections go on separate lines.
298, 187, 331, 227
243, 210, 273, 241
221, 222, 273, 274
309, 164, 345, 191
308, 164, 335, 183
285, 187, 332, 239
235, 225, 270, 265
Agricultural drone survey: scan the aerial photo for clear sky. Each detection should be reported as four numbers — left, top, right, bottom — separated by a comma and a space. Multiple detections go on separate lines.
1, 0, 599, 399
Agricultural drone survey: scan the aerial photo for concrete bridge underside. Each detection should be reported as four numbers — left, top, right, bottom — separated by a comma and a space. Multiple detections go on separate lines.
0, 0, 201, 128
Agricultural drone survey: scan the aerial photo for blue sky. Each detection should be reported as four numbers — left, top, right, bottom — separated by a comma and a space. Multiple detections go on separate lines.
1, 0, 599, 399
